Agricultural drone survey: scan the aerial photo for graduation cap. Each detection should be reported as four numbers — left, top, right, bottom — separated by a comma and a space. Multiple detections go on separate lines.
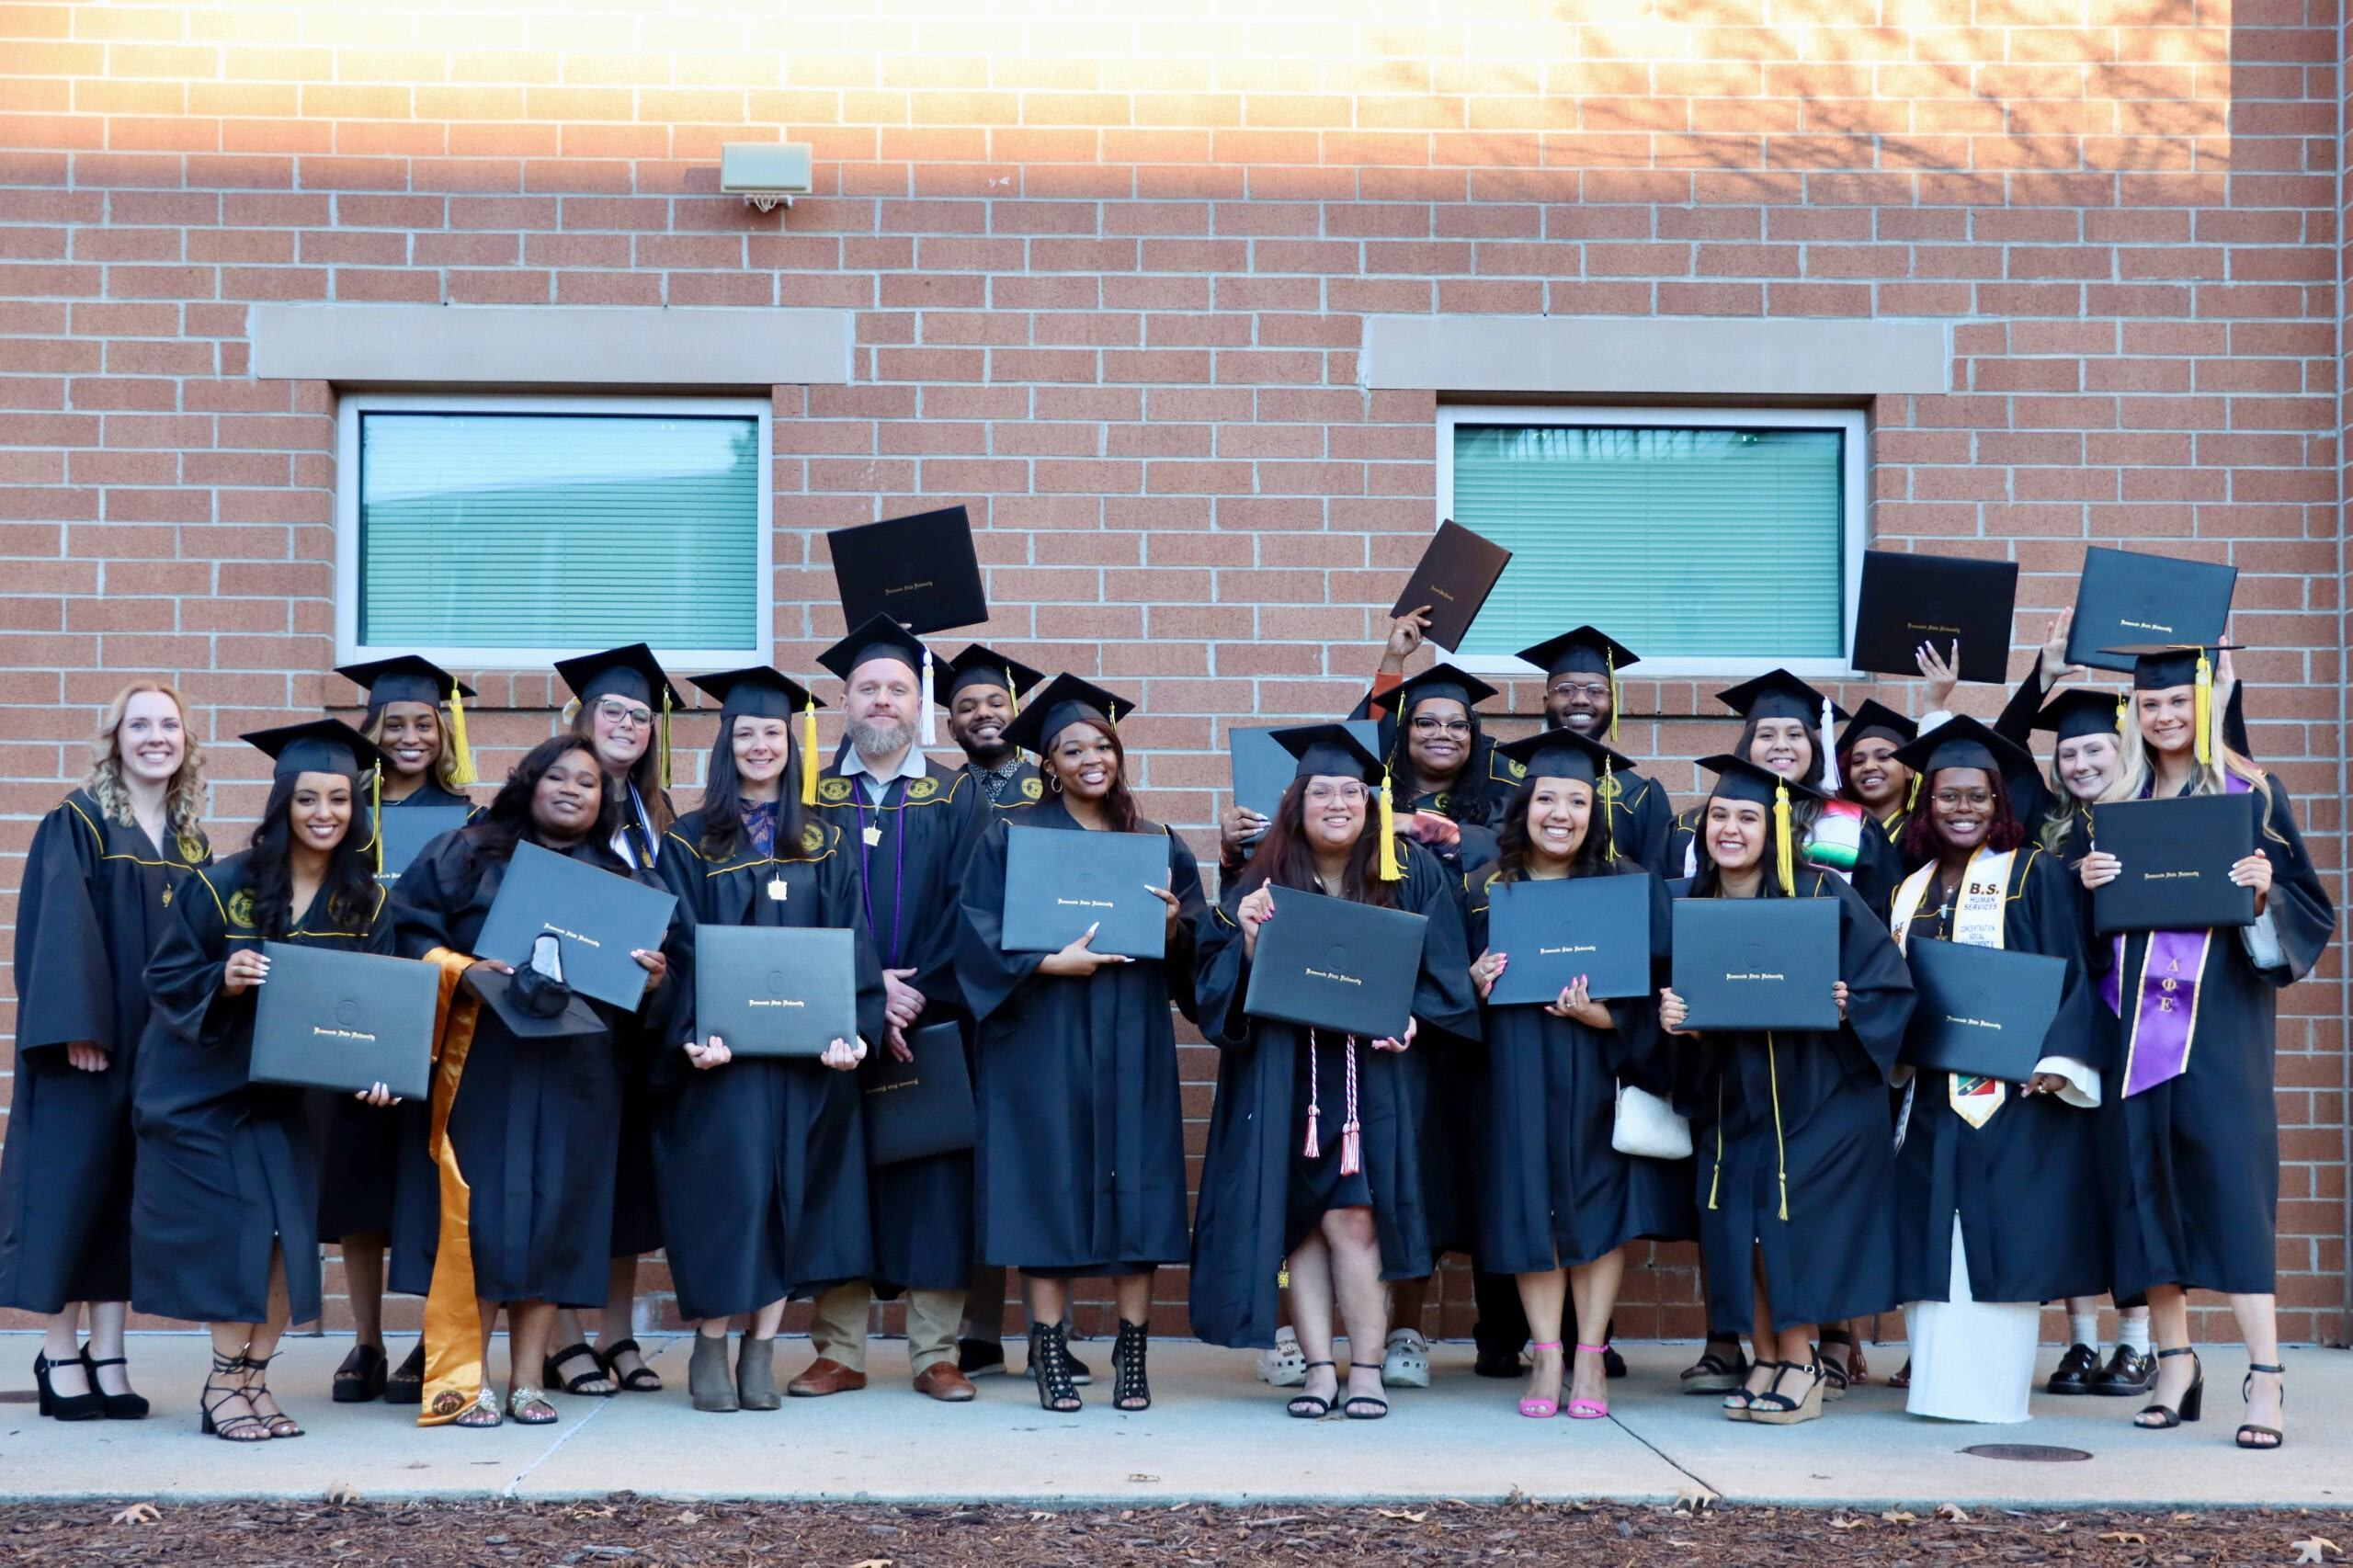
1892, 715, 2034, 787
825, 505, 987, 638
1694, 753, 1825, 896
997, 672, 1136, 761
1495, 726, 1641, 860
554, 643, 685, 791
463, 962, 608, 1041
1716, 668, 1850, 792
939, 643, 1046, 712
815, 614, 941, 748
1515, 627, 1640, 743
2103, 641, 2239, 766
1380, 662, 1500, 718
242, 718, 391, 779
1268, 722, 1403, 882
335, 654, 478, 786
1835, 699, 1917, 760
692, 666, 826, 809
2032, 687, 2129, 744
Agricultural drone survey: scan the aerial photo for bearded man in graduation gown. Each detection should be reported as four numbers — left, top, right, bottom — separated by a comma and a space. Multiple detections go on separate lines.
794, 616, 993, 1403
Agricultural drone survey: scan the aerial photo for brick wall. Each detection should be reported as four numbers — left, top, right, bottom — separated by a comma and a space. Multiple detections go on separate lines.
2, 1, 2346, 1345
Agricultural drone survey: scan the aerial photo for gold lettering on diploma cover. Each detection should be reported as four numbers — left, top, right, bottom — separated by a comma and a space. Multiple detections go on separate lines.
885, 580, 934, 597
1943, 1015, 2001, 1030
1905, 621, 1961, 637
538, 922, 602, 949
312, 1026, 382, 1042
2120, 619, 2177, 634
1724, 971, 1787, 983
2141, 870, 2200, 881
748, 997, 807, 1009
1538, 944, 1597, 957
1305, 969, 1364, 986
1055, 897, 1116, 909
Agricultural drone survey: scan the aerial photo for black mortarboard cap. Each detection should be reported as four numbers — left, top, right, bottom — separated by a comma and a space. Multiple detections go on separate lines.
1892, 715, 2033, 782
335, 654, 474, 708
463, 963, 608, 1040
2033, 688, 2128, 744
690, 666, 820, 722
825, 505, 988, 638
2104, 642, 2237, 692
242, 718, 391, 779
1515, 626, 1640, 679
1495, 726, 1636, 790
1715, 668, 1847, 724
553, 642, 683, 712
815, 613, 929, 684
1271, 722, 1384, 786
939, 642, 1046, 710
998, 672, 1135, 758
1695, 753, 1826, 809
1381, 662, 1500, 717
1835, 699, 1917, 758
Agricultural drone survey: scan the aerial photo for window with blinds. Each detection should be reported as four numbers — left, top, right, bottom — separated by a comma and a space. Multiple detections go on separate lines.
1448, 421, 1850, 664
347, 401, 768, 663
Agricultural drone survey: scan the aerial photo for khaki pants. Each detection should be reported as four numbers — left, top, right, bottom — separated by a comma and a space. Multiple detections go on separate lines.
808, 1279, 962, 1375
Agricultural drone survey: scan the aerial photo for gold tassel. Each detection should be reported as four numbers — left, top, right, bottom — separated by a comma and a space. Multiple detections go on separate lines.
2193, 650, 2213, 767
658, 687, 673, 792
1006, 667, 1019, 716
369, 763, 383, 877
444, 688, 476, 786
1768, 1031, 1790, 1221
1772, 777, 1795, 897
2115, 694, 2130, 737
1377, 765, 1402, 881
800, 692, 819, 807
1603, 755, 1616, 862
1905, 770, 1920, 814
1706, 1081, 1722, 1210
1607, 652, 1620, 745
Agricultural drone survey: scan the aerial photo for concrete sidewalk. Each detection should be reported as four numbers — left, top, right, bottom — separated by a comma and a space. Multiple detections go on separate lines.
1, 1334, 2344, 1509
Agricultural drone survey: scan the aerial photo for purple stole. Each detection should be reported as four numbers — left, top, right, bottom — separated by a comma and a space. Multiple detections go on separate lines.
2099, 773, 2253, 1097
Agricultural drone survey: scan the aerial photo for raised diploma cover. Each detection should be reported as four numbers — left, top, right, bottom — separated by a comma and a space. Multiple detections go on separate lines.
1852, 550, 2019, 685
1229, 719, 1381, 821
2090, 792, 2259, 934
1484, 872, 1654, 1006
472, 840, 677, 1010
862, 1019, 978, 1165
373, 804, 471, 885
1390, 518, 1512, 654
693, 926, 858, 1058
2064, 546, 2237, 675
999, 824, 1171, 961
248, 941, 437, 1101
1244, 886, 1428, 1041
826, 505, 988, 636
1898, 938, 2066, 1083
1670, 896, 1841, 1031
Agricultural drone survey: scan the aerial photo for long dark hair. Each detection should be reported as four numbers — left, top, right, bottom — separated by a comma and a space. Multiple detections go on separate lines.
1690, 795, 1796, 900
244, 769, 379, 935
1491, 773, 1615, 884
1900, 768, 2028, 863
1233, 776, 1400, 909
1041, 717, 1142, 834
698, 710, 811, 860
1384, 696, 1493, 827
461, 736, 617, 865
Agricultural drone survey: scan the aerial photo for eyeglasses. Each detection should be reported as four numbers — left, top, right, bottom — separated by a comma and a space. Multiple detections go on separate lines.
1409, 717, 1472, 738
595, 699, 655, 730
1931, 789, 1994, 809
1547, 681, 1609, 702
1303, 782, 1368, 804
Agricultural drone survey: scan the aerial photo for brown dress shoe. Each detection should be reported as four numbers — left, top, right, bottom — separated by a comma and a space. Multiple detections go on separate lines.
914, 1363, 977, 1403
786, 1358, 868, 1398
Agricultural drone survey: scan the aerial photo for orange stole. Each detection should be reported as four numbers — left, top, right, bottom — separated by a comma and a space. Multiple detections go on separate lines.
416, 948, 487, 1426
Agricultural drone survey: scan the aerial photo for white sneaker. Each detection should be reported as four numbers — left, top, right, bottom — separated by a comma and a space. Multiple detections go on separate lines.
1256, 1327, 1307, 1387
1382, 1327, 1431, 1389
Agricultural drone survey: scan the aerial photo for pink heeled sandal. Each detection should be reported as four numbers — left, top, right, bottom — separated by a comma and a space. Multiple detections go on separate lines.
1518, 1341, 1563, 1418
1567, 1344, 1611, 1419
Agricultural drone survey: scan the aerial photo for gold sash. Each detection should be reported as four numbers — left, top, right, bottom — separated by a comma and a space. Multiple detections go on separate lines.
416, 948, 486, 1426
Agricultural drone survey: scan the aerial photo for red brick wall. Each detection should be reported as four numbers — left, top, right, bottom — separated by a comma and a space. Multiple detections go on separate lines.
2, 2, 2345, 1345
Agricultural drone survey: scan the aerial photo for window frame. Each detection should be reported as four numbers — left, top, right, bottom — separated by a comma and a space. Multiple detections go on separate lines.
1434, 403, 1870, 681
334, 391, 775, 669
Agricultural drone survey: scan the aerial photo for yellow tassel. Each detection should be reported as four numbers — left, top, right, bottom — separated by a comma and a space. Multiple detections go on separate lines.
2193, 650, 2212, 767
2115, 694, 2130, 737
800, 693, 819, 808
1006, 667, 1019, 716
369, 763, 383, 877
444, 687, 476, 786
658, 688, 673, 793
1768, 1031, 1790, 1222
1607, 652, 1620, 745
1603, 756, 1617, 862
1905, 770, 1920, 814
1377, 766, 1402, 881
1772, 777, 1795, 897
1706, 1081, 1722, 1210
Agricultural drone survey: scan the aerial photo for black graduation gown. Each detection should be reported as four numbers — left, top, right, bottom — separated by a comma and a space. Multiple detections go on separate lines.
653, 812, 888, 1322
811, 753, 990, 1290
315, 781, 475, 1242
131, 856, 392, 1324
1187, 842, 1482, 1349
2101, 780, 2333, 1300
0, 791, 209, 1312
955, 799, 1206, 1275
1389, 783, 1496, 1257
1679, 870, 1915, 1333
1667, 800, 1904, 924
1468, 863, 1695, 1274
962, 756, 1044, 812
387, 828, 682, 1306
607, 779, 676, 1259
1890, 848, 2110, 1306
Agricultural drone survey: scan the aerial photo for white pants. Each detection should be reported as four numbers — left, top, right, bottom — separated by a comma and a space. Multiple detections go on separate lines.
1902, 1218, 2038, 1425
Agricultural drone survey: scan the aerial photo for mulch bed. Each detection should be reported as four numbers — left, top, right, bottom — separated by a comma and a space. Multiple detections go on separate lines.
0, 1496, 2343, 1566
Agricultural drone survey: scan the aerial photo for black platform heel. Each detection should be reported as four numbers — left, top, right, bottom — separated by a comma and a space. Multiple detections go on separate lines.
1030, 1323, 1082, 1414
34, 1348, 101, 1423
2134, 1346, 2202, 1428
82, 1347, 149, 1420
1110, 1319, 1151, 1412
2237, 1362, 2285, 1450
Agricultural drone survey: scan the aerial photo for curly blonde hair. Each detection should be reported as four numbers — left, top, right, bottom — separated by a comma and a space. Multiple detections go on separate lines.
85, 680, 206, 846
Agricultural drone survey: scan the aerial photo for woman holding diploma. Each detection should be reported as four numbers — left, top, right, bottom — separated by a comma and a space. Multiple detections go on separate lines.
390, 737, 679, 1429
1659, 756, 1914, 1426
2077, 644, 2333, 1449
1882, 718, 2106, 1424
133, 721, 398, 1442
1466, 728, 1687, 1421
656, 667, 884, 1415
1189, 725, 1481, 1422
955, 675, 1206, 1415
2, 681, 209, 1423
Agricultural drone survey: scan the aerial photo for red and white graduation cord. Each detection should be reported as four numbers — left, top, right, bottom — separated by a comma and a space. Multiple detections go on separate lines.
1302, 1029, 1364, 1178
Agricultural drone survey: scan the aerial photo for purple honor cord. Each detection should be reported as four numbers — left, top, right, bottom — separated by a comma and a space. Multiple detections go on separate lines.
854, 779, 908, 968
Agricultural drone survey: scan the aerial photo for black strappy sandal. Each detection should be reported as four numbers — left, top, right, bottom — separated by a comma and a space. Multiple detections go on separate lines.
1724, 1359, 1780, 1421
199, 1348, 270, 1443
2237, 1362, 2285, 1450
1342, 1369, 1389, 1421
1031, 1323, 1083, 1414
2135, 1346, 2202, 1428
1747, 1355, 1827, 1426
1287, 1360, 1336, 1419
242, 1351, 302, 1438
1682, 1338, 1749, 1394
1110, 1319, 1151, 1412
542, 1342, 616, 1397
332, 1343, 387, 1404
383, 1341, 426, 1405
599, 1336, 663, 1393
1817, 1328, 1858, 1401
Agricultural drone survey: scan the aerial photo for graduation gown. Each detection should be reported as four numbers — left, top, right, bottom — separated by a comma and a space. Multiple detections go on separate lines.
2102, 779, 2333, 1301
608, 779, 676, 1259
954, 799, 1206, 1275
131, 856, 392, 1324
811, 753, 990, 1290
1890, 848, 2110, 1306
0, 791, 209, 1312
1468, 862, 1695, 1274
315, 781, 475, 1242
1668, 800, 1904, 924
388, 827, 680, 1306
1187, 841, 1482, 1349
962, 756, 1044, 812
653, 811, 887, 1322
1680, 869, 1915, 1333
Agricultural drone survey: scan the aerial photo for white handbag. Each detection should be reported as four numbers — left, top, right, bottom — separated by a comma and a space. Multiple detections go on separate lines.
1611, 1081, 1693, 1161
